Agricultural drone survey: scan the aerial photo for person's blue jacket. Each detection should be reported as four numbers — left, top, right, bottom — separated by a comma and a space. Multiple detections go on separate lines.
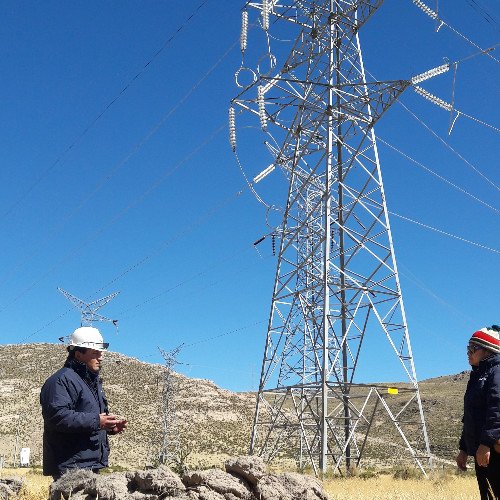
40, 357, 110, 477
459, 354, 500, 456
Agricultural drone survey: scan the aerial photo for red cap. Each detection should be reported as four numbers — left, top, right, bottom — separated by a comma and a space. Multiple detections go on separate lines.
470, 326, 500, 354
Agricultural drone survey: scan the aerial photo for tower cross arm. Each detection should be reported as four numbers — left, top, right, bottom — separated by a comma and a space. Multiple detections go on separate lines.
58, 287, 120, 327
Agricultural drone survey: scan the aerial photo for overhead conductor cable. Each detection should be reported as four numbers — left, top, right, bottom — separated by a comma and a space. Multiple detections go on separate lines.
412, 0, 499, 63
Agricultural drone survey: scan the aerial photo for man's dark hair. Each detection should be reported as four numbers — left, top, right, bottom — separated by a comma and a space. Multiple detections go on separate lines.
66, 346, 89, 359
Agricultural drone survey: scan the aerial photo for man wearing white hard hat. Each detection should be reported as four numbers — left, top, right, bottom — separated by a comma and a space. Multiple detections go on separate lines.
40, 326, 127, 480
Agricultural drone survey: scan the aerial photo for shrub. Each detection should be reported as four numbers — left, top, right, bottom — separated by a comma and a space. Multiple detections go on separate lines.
392, 466, 424, 480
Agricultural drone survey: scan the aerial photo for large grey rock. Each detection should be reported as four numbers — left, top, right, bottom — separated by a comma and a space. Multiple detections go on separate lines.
46, 460, 328, 500
127, 465, 185, 495
95, 473, 131, 499
174, 493, 200, 500
129, 493, 161, 500
62, 492, 90, 500
49, 466, 186, 499
0, 477, 23, 500
0, 484, 11, 500
254, 472, 328, 500
224, 456, 266, 486
183, 469, 253, 499
191, 485, 226, 500
49, 469, 98, 500
50, 470, 131, 500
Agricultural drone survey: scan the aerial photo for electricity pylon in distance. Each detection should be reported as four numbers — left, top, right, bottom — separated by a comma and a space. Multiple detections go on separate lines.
230, 0, 435, 475
158, 345, 183, 467
58, 287, 119, 328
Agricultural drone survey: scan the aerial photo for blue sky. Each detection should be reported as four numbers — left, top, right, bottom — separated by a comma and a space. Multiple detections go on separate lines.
0, 0, 498, 392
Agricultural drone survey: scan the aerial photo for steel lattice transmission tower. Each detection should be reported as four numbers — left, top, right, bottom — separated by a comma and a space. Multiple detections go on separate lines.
58, 287, 120, 327
230, 0, 436, 475
158, 345, 183, 466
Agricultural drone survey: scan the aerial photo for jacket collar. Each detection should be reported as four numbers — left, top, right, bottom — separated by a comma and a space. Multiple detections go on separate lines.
473, 353, 500, 372
64, 356, 99, 383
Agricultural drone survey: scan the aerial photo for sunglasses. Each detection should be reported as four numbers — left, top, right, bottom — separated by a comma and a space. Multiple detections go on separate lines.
467, 343, 482, 354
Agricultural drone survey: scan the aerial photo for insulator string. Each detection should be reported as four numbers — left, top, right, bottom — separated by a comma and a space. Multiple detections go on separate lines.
241, 10, 249, 54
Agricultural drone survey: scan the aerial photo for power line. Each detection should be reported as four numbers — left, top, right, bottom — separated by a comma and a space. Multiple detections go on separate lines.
119, 250, 267, 322
365, 61, 499, 192
20, 308, 73, 343
445, 22, 499, 63
390, 211, 500, 254
19, 159, 497, 344
1, 0, 211, 221
412, 0, 500, 63
0, 122, 226, 315
464, 0, 499, 29
397, 263, 476, 323
116, 245, 255, 318
182, 320, 267, 348
377, 137, 500, 214
13, 175, 269, 341
0, 36, 239, 290
10, 4, 498, 356
397, 101, 499, 191
18, 242, 269, 344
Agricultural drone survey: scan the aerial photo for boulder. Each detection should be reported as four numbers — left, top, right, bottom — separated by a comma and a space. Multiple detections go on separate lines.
254, 472, 328, 500
189, 485, 226, 500
224, 456, 266, 485
46, 459, 328, 500
49, 469, 98, 500
95, 473, 131, 499
0, 477, 23, 500
127, 465, 185, 495
183, 469, 253, 499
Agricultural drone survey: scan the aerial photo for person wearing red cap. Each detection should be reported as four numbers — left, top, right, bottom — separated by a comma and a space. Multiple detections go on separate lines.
456, 325, 500, 499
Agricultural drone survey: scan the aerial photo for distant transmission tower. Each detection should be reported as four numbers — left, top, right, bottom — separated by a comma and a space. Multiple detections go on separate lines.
58, 287, 120, 328
158, 345, 183, 466
230, 0, 442, 475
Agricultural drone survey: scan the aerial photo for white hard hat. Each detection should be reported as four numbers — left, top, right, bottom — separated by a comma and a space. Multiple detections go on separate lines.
64, 326, 109, 351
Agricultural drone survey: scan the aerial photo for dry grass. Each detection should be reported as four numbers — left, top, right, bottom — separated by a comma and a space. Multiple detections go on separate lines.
0, 468, 51, 499
323, 473, 477, 500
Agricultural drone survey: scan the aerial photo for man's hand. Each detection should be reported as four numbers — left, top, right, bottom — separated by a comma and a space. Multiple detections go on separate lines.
99, 413, 120, 431
111, 418, 128, 434
456, 450, 468, 471
476, 444, 491, 467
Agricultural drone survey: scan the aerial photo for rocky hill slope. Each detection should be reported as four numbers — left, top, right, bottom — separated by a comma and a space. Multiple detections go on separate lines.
0, 343, 468, 470
0, 343, 255, 469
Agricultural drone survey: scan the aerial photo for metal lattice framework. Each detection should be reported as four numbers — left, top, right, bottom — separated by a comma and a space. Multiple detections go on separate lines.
58, 287, 119, 327
158, 345, 183, 466
230, 0, 435, 475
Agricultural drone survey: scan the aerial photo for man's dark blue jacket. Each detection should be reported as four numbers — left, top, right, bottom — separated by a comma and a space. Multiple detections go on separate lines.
459, 354, 500, 456
40, 358, 110, 477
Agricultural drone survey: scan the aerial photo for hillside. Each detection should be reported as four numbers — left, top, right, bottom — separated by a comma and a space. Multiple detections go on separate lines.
0, 343, 468, 470
0, 343, 255, 469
